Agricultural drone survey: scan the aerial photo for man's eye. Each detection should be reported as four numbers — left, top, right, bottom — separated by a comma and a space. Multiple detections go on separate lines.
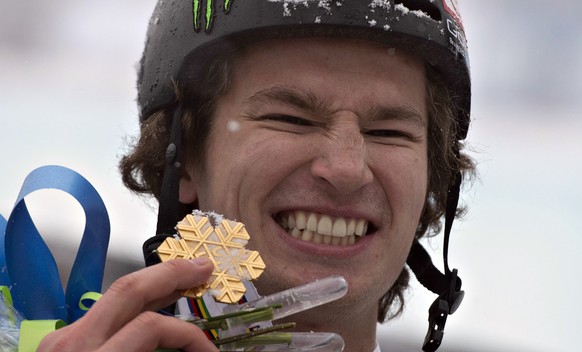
363, 129, 412, 139
263, 114, 312, 126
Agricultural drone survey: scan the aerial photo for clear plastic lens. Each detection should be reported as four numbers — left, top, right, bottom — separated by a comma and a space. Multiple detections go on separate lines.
229, 276, 348, 320
221, 332, 345, 351
218, 276, 348, 351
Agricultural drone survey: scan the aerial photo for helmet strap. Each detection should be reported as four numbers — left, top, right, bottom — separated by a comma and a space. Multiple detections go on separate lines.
406, 170, 464, 351
143, 103, 184, 266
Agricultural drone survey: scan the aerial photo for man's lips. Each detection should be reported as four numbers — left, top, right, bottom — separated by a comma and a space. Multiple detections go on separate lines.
275, 210, 373, 246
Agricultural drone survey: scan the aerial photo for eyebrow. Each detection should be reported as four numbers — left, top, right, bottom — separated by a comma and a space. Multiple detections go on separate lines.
365, 104, 426, 127
245, 86, 334, 116
245, 86, 426, 127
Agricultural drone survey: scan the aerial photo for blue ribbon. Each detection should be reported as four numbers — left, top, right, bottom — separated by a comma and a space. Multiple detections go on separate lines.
0, 165, 110, 323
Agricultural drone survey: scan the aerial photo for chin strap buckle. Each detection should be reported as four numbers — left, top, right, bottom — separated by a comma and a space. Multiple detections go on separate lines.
422, 268, 464, 352
143, 234, 174, 266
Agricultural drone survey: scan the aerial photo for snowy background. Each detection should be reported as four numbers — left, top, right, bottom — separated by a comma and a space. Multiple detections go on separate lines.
1, 1, 581, 351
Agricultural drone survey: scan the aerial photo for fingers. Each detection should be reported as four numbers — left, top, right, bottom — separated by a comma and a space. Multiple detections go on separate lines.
38, 312, 218, 352
53, 258, 214, 350
88, 258, 213, 338
37, 324, 86, 352
101, 311, 218, 352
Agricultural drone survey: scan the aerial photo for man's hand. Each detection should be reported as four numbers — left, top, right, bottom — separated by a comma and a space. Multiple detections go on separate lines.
38, 258, 218, 352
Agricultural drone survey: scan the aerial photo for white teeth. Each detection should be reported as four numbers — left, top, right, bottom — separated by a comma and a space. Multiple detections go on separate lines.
280, 211, 371, 246
318, 215, 332, 236
288, 229, 358, 246
332, 218, 347, 237
281, 216, 288, 229
313, 232, 323, 244
355, 219, 366, 237
341, 236, 348, 246
291, 228, 301, 238
323, 233, 332, 245
288, 214, 296, 229
346, 219, 356, 236
301, 230, 313, 241
296, 211, 307, 230
306, 213, 318, 232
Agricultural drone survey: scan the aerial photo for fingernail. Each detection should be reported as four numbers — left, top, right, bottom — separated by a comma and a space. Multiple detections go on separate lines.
190, 257, 211, 266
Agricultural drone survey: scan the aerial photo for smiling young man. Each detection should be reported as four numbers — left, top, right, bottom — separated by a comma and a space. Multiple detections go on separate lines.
177, 37, 429, 351
39, 1, 474, 351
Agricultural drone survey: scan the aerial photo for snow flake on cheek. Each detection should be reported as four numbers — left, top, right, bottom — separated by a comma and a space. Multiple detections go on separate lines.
227, 120, 241, 132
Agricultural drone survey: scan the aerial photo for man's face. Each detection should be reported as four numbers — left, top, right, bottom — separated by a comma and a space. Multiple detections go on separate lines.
180, 37, 428, 312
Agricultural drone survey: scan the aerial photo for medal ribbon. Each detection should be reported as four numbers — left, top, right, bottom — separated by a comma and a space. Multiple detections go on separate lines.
0, 165, 110, 323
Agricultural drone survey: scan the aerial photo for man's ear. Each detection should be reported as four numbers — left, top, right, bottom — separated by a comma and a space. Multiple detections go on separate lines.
179, 166, 198, 204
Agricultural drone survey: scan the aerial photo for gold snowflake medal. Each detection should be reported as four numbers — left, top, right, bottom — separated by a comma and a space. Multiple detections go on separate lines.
156, 210, 266, 304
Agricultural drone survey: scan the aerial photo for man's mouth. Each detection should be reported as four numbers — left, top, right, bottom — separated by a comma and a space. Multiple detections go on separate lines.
275, 211, 372, 246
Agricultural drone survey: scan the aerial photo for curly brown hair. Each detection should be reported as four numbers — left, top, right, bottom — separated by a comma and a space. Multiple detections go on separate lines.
119, 50, 474, 323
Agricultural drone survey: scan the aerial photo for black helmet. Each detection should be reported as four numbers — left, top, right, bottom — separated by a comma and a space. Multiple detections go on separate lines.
139, 2, 470, 351
138, 0, 470, 139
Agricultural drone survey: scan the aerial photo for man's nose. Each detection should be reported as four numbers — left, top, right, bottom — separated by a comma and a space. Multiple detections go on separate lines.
310, 127, 373, 194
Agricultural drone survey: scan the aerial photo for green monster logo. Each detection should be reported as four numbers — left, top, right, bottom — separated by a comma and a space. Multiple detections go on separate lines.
193, 0, 233, 32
